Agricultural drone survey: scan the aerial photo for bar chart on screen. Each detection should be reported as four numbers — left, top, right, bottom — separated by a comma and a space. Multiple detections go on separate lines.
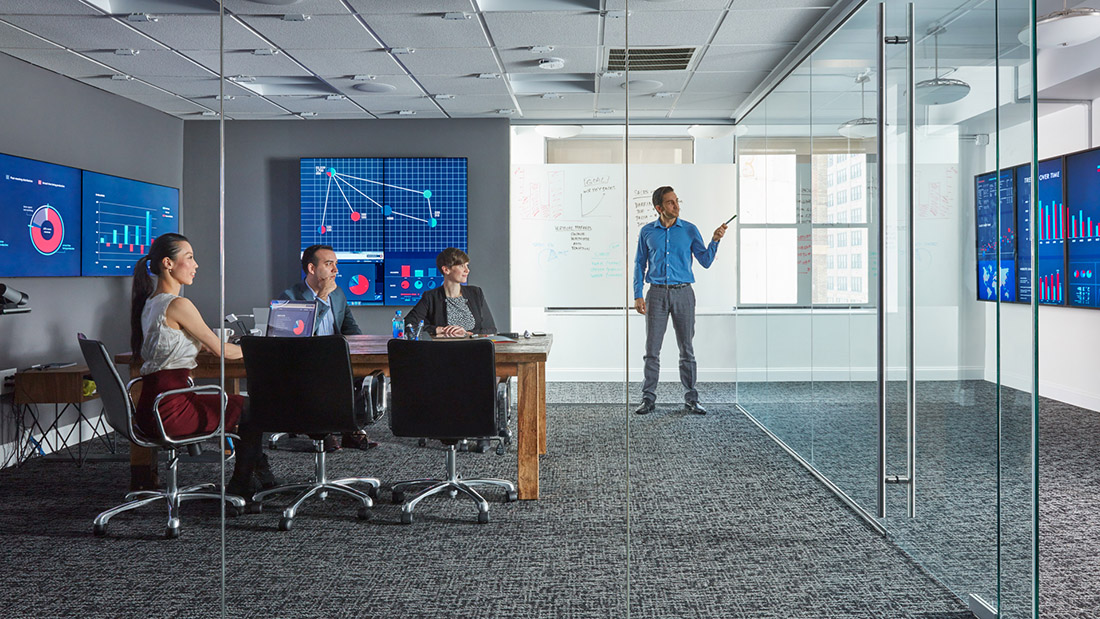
80, 171, 179, 276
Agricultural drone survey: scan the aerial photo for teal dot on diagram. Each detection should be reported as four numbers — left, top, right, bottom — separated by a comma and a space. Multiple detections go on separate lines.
429, 218, 437, 228
384, 205, 392, 216
327, 167, 335, 177
414, 280, 424, 289
423, 190, 432, 199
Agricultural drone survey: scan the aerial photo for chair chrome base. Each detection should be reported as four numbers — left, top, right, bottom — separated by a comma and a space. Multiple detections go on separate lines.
252, 439, 381, 531
93, 449, 246, 539
391, 443, 517, 524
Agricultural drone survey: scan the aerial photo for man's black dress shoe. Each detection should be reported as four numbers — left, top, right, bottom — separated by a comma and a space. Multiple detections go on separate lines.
634, 401, 655, 415
684, 401, 707, 415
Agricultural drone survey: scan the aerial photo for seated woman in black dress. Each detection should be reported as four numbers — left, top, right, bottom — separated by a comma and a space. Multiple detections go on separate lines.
404, 247, 496, 337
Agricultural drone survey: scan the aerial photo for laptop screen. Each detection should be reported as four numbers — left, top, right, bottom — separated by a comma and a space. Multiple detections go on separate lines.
266, 300, 317, 337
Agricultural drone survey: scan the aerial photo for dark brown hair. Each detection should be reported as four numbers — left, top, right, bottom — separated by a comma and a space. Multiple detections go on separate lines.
130, 233, 189, 356
301, 244, 335, 276
436, 247, 470, 271
652, 186, 675, 207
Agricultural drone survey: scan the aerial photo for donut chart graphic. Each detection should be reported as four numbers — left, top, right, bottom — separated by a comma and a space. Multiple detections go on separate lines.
292, 319, 306, 336
349, 275, 370, 295
29, 204, 64, 255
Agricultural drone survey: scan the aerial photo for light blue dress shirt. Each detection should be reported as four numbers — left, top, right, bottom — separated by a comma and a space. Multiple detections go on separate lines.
633, 218, 719, 299
303, 285, 335, 336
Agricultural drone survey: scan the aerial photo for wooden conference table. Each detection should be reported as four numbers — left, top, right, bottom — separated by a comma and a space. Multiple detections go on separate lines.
117, 334, 553, 500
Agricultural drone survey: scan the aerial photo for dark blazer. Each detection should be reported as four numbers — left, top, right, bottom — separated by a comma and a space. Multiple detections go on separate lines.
280, 282, 363, 336
404, 285, 496, 336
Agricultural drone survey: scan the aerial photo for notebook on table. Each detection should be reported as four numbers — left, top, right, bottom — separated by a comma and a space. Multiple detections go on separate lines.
266, 300, 317, 337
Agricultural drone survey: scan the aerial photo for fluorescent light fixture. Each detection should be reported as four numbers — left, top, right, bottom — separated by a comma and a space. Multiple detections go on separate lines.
687, 125, 735, 139
539, 57, 566, 70
1019, 1, 1100, 47
536, 125, 583, 138
914, 27, 969, 105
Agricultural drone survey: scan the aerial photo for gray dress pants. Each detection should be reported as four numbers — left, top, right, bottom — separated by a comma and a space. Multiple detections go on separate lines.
642, 284, 697, 404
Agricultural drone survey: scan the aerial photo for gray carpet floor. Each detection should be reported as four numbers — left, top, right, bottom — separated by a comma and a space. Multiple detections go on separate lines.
0, 391, 977, 618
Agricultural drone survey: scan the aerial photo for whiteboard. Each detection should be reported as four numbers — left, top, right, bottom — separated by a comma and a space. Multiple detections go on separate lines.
511, 164, 738, 310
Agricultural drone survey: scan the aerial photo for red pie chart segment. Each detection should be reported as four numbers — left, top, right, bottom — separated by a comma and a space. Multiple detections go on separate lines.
349, 275, 370, 295
292, 319, 306, 335
29, 204, 64, 255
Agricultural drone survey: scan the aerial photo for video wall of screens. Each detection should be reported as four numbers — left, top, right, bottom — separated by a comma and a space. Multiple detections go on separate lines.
299, 157, 468, 306
0, 151, 180, 278
1065, 148, 1100, 308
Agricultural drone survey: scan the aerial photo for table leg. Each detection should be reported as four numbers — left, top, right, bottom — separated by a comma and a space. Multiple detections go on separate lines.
517, 361, 539, 500
537, 361, 547, 455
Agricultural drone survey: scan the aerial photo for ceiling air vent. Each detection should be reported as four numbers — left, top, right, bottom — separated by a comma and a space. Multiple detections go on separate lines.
606, 47, 696, 72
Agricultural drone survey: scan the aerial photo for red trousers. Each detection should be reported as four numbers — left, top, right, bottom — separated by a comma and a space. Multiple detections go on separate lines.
136, 368, 243, 438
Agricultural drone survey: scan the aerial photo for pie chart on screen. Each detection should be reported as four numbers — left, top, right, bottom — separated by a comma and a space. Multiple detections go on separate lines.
349, 275, 370, 295
29, 204, 64, 255
292, 319, 306, 335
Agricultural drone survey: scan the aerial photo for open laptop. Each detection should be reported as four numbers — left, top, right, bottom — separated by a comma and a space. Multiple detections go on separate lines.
266, 300, 317, 337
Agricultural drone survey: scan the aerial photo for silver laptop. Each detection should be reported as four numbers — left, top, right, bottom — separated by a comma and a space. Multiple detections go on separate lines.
266, 300, 317, 337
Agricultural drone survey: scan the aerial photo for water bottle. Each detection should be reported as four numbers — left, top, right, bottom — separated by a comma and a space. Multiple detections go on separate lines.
392, 310, 404, 339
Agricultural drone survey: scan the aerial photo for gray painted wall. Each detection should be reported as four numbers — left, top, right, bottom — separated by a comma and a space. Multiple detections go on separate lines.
181, 119, 511, 335
0, 53, 184, 371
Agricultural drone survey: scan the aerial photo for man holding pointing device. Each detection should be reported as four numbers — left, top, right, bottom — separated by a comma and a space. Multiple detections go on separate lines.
633, 186, 729, 416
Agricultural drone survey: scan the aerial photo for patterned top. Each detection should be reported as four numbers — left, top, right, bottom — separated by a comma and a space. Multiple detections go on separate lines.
140, 293, 201, 375
444, 296, 476, 332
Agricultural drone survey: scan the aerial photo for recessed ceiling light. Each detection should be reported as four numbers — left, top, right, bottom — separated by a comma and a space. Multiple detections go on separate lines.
530, 46, 555, 54
442, 12, 471, 20
126, 13, 157, 22
352, 81, 397, 93
477, 73, 502, 79
398, 110, 417, 115
252, 49, 279, 56
114, 49, 138, 56
390, 47, 415, 55
282, 14, 310, 22
621, 79, 662, 93
539, 57, 566, 70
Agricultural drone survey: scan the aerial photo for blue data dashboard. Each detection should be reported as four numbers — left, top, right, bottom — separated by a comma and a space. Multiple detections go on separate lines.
1016, 158, 1065, 305
0, 152, 81, 277
81, 171, 179, 276
975, 169, 1016, 302
1065, 148, 1100, 308
299, 157, 468, 306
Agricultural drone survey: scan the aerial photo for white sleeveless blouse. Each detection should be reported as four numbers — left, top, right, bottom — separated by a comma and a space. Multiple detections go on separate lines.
140, 293, 201, 375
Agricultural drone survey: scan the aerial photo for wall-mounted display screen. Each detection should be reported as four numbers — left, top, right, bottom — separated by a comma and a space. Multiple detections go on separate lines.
1065, 147, 1100, 308
975, 169, 1016, 302
81, 171, 180, 276
299, 157, 468, 306
1016, 158, 1065, 305
0, 152, 81, 277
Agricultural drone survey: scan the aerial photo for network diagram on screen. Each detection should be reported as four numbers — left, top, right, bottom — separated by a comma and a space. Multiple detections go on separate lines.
299, 157, 468, 306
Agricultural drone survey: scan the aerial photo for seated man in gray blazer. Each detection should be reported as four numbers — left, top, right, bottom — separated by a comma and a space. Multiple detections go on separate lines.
281, 244, 374, 450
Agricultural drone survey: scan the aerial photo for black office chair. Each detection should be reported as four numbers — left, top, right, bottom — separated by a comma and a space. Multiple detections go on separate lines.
239, 335, 381, 531
388, 338, 517, 524
77, 335, 245, 539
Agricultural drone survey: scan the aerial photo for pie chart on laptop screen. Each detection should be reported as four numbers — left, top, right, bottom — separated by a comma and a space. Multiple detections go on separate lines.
292, 320, 306, 335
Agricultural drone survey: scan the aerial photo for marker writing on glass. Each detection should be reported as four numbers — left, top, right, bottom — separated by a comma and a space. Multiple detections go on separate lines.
723, 214, 738, 226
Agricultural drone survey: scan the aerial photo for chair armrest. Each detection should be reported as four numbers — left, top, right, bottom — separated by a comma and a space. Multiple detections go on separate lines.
150, 384, 229, 448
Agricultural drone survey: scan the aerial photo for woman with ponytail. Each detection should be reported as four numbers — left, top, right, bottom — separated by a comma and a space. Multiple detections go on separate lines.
131, 233, 275, 497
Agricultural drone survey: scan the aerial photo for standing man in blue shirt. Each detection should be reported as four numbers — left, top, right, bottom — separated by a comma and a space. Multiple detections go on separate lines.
633, 186, 727, 415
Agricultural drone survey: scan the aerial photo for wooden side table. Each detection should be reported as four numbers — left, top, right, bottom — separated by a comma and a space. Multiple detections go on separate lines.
13, 365, 112, 465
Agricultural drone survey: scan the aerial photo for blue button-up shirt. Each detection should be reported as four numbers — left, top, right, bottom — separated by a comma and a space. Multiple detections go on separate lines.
302, 284, 335, 336
633, 218, 719, 299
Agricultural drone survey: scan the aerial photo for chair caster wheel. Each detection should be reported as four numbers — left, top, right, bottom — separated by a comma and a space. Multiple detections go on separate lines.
268, 441, 279, 450
506, 490, 518, 502
357, 506, 371, 520
247, 502, 263, 514
458, 440, 469, 452
228, 505, 243, 517
93, 523, 107, 537
417, 438, 427, 447
391, 490, 405, 504
165, 526, 180, 539
366, 485, 378, 500
278, 517, 293, 531
400, 511, 413, 524
475, 439, 490, 454
477, 511, 489, 524
495, 443, 506, 456
448, 489, 458, 498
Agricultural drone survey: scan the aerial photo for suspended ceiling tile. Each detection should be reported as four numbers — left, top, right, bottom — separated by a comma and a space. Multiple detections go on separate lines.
621, 95, 680, 111
694, 44, 795, 73
605, 0, 733, 9
604, 10, 724, 47
328, 74, 425, 97
268, 94, 366, 114
364, 12, 488, 49
729, 0, 837, 8
397, 47, 500, 77
0, 48, 113, 78
187, 49, 313, 77
221, 0, 351, 16
0, 21, 66, 49
482, 13, 599, 49
416, 74, 510, 96
194, 94, 292, 114
83, 0, 220, 15
123, 92, 213, 115
140, 75, 255, 97
344, 0, 473, 16
609, 72, 690, 93
685, 71, 768, 94
669, 107, 734, 119
82, 49, 214, 77
499, 46, 598, 74
712, 8, 829, 45
128, 15, 271, 51
675, 92, 748, 110
595, 92, 625, 108
347, 94, 439, 112
1, 14, 167, 51
78, 73, 174, 96
436, 94, 523, 114
510, 72, 595, 94
515, 93, 595, 111
0, 2, 102, 15
367, 108, 448, 119
625, 110, 672, 119
479, 0, 599, 10
238, 14, 377, 51
288, 48, 399, 77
